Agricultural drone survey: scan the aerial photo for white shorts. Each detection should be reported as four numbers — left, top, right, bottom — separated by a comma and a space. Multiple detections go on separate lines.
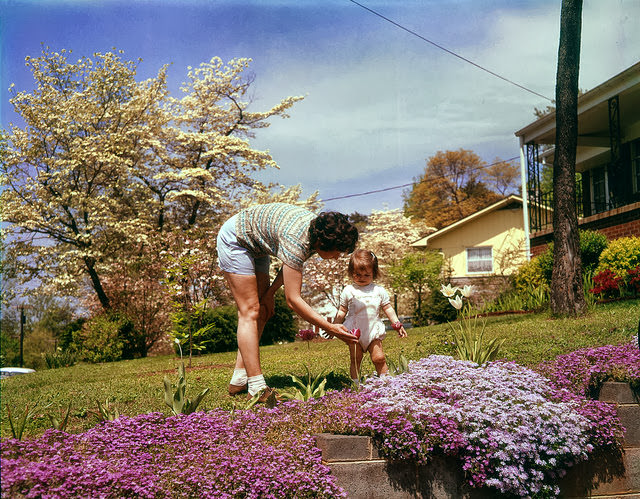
216, 215, 270, 275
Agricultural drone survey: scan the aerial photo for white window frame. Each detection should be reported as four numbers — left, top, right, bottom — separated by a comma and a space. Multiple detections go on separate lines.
466, 246, 493, 274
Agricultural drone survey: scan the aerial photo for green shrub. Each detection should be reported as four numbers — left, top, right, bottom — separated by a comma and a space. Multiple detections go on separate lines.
521, 231, 609, 288
513, 255, 549, 291
59, 318, 86, 352
0, 330, 20, 367
422, 288, 457, 325
198, 305, 238, 354
172, 291, 297, 355
261, 291, 297, 345
579, 230, 609, 274
596, 236, 640, 279
43, 350, 77, 369
72, 313, 137, 363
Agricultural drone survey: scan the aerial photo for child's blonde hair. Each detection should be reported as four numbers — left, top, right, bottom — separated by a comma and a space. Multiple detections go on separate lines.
348, 249, 379, 279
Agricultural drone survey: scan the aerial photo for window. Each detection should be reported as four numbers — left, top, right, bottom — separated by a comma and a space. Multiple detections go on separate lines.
466, 247, 493, 273
632, 139, 640, 194
590, 166, 609, 214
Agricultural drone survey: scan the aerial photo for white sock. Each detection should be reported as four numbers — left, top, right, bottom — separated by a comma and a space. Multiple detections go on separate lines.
248, 374, 267, 396
230, 368, 247, 386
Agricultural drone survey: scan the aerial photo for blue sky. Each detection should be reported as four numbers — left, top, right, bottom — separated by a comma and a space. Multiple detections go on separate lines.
2, 0, 639, 214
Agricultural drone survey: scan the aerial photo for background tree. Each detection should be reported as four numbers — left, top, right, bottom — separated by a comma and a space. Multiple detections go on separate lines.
387, 250, 443, 323
550, 0, 586, 316
2, 48, 305, 352
403, 149, 502, 229
485, 157, 521, 196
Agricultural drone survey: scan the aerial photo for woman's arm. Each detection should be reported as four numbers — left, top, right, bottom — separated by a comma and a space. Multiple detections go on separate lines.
282, 265, 358, 344
381, 303, 407, 338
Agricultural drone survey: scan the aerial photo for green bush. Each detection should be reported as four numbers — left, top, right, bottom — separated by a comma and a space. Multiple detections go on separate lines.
514, 230, 610, 289
0, 330, 20, 367
579, 230, 609, 274
72, 313, 137, 363
513, 255, 549, 292
43, 350, 77, 369
59, 318, 86, 352
172, 291, 298, 355
261, 291, 297, 345
596, 236, 640, 279
199, 305, 238, 354
422, 288, 457, 325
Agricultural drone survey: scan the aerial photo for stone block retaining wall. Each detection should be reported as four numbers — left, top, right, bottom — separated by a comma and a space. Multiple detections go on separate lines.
315, 382, 639, 498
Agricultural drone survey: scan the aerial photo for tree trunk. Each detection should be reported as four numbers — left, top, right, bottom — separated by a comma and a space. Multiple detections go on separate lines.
550, 0, 586, 316
84, 257, 111, 310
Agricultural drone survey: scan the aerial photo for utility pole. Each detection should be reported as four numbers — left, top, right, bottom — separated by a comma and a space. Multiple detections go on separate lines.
19, 305, 26, 367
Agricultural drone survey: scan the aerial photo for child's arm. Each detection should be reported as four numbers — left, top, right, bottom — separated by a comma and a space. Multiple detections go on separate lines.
333, 306, 347, 325
381, 303, 407, 338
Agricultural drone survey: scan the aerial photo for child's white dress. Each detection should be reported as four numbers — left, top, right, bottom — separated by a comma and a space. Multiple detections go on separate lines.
339, 283, 390, 350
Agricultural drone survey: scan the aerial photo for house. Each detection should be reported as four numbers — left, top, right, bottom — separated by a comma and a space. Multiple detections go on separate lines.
411, 195, 526, 300
515, 62, 640, 257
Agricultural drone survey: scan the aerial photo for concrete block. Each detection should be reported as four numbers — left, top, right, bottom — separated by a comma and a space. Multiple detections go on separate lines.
559, 446, 640, 497
619, 405, 640, 447
314, 433, 374, 462
327, 458, 493, 499
599, 382, 639, 405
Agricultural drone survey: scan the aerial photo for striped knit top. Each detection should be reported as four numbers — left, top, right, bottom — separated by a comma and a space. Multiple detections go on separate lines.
235, 203, 317, 271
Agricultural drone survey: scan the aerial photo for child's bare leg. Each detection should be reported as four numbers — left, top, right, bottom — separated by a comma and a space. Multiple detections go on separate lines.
368, 339, 388, 376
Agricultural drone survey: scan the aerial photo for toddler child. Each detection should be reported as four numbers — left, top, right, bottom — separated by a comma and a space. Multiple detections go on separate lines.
333, 249, 407, 383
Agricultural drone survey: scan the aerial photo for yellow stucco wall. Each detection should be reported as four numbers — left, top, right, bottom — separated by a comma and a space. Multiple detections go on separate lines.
429, 207, 526, 278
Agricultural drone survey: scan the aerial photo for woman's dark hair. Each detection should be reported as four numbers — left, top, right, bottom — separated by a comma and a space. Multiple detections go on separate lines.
308, 211, 358, 253
348, 249, 379, 279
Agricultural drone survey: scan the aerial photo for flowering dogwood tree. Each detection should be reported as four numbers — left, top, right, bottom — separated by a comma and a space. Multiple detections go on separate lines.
1, 48, 303, 316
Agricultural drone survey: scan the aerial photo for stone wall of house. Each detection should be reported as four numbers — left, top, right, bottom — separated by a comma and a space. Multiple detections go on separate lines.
449, 275, 512, 306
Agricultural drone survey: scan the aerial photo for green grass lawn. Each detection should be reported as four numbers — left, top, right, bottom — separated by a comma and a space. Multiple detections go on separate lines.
2, 298, 638, 440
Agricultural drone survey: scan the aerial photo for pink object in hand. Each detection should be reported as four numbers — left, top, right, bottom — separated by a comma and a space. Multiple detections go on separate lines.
351, 328, 361, 338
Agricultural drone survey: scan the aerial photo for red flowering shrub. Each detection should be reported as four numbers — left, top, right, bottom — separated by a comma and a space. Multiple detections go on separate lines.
589, 269, 623, 298
626, 265, 640, 295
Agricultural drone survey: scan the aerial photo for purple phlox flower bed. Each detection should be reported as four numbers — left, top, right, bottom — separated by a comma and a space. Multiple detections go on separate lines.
1, 410, 346, 499
536, 337, 640, 397
2, 348, 632, 498
359, 355, 625, 497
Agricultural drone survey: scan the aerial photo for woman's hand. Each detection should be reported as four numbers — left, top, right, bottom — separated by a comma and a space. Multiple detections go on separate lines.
328, 323, 359, 344
259, 291, 276, 323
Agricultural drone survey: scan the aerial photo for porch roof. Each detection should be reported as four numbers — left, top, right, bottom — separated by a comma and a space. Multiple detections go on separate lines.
514, 62, 640, 151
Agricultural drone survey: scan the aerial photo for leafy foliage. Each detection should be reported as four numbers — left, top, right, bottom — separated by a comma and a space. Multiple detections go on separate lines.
1, 46, 304, 319
388, 250, 443, 318
71, 312, 139, 363
403, 149, 506, 229
279, 366, 328, 402
163, 363, 210, 416
596, 236, 640, 279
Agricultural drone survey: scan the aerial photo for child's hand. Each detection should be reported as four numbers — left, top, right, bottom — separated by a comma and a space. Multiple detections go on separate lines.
391, 321, 407, 338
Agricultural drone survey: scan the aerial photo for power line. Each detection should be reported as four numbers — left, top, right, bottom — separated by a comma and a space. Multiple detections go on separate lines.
348, 0, 553, 102
321, 156, 520, 202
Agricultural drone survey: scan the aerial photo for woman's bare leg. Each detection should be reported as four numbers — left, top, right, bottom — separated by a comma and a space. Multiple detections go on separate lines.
224, 271, 270, 378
